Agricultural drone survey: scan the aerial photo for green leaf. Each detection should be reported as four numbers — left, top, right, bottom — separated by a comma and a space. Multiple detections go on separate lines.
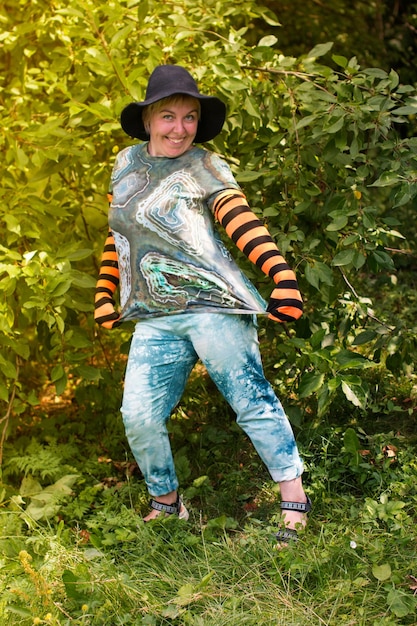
0, 356, 18, 379
326, 215, 348, 231
317, 384, 333, 417
244, 96, 261, 120
393, 185, 415, 207
343, 428, 360, 455
222, 77, 247, 91
370, 172, 401, 187
236, 170, 264, 182
263, 207, 279, 217
298, 372, 325, 398
27, 390, 40, 406
387, 589, 415, 618
306, 42, 333, 59
76, 365, 102, 381
20, 475, 42, 497
352, 250, 366, 270
316, 262, 334, 286
62, 570, 86, 601
258, 35, 278, 47
341, 381, 364, 407
363, 68, 388, 79
392, 105, 417, 116
46, 474, 79, 494
256, 8, 280, 26
332, 55, 348, 68
71, 273, 97, 289
352, 330, 377, 345
161, 605, 183, 620
331, 249, 356, 266
51, 364, 64, 382
67, 248, 93, 261
371, 250, 394, 271
137, 0, 149, 20
305, 259, 334, 288
198, 571, 215, 589
175, 583, 195, 606
0, 383, 8, 403
335, 350, 368, 369
325, 116, 345, 134
110, 24, 136, 48
295, 114, 317, 131
2, 607, 32, 618
206, 515, 239, 530
49, 279, 72, 297
24, 475, 78, 521
55, 372, 68, 396
304, 262, 320, 289
372, 563, 392, 581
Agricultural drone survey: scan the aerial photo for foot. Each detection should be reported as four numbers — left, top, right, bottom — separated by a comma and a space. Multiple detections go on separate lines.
143, 492, 189, 522
276, 495, 312, 544
143, 507, 165, 522
281, 496, 310, 531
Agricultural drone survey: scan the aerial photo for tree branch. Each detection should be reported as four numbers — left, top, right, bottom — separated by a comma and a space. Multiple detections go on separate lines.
0, 359, 19, 466
338, 268, 395, 331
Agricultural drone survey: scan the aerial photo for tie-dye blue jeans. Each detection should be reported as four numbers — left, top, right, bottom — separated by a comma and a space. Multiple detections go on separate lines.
121, 312, 304, 497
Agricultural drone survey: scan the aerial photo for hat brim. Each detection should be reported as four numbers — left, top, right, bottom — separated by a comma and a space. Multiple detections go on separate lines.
120, 94, 226, 143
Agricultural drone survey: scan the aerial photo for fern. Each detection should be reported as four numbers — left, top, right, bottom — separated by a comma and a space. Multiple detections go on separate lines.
4, 438, 79, 483
63, 484, 105, 522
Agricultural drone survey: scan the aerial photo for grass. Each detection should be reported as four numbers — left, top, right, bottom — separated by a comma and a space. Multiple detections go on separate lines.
1, 393, 416, 625
1, 493, 416, 625
1, 272, 417, 625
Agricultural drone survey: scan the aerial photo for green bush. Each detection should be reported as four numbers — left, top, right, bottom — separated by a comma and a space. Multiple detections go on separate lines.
2, 2, 417, 452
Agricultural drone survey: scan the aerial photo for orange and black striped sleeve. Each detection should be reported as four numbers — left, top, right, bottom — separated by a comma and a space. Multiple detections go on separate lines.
212, 190, 303, 323
94, 230, 121, 329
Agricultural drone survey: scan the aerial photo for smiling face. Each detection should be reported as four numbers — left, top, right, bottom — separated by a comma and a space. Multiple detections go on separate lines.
145, 96, 200, 158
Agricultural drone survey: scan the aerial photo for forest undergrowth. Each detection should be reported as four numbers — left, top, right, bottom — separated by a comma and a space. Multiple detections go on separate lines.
0, 272, 416, 626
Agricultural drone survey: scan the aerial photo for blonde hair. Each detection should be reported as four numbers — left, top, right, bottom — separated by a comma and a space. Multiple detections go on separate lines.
142, 95, 201, 134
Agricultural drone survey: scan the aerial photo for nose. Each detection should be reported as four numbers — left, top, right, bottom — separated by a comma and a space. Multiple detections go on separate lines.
173, 118, 186, 134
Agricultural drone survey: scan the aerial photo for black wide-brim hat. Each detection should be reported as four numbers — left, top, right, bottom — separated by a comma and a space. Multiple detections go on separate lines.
120, 65, 226, 144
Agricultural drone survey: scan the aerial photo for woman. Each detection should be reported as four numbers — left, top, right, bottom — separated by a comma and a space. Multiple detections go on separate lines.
94, 65, 311, 542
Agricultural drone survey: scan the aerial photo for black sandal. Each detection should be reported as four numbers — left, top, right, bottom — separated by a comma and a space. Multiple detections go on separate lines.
275, 495, 312, 543
147, 494, 189, 521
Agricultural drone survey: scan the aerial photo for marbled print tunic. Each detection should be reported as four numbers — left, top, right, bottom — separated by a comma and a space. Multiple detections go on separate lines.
95, 144, 303, 329
107, 143, 267, 322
